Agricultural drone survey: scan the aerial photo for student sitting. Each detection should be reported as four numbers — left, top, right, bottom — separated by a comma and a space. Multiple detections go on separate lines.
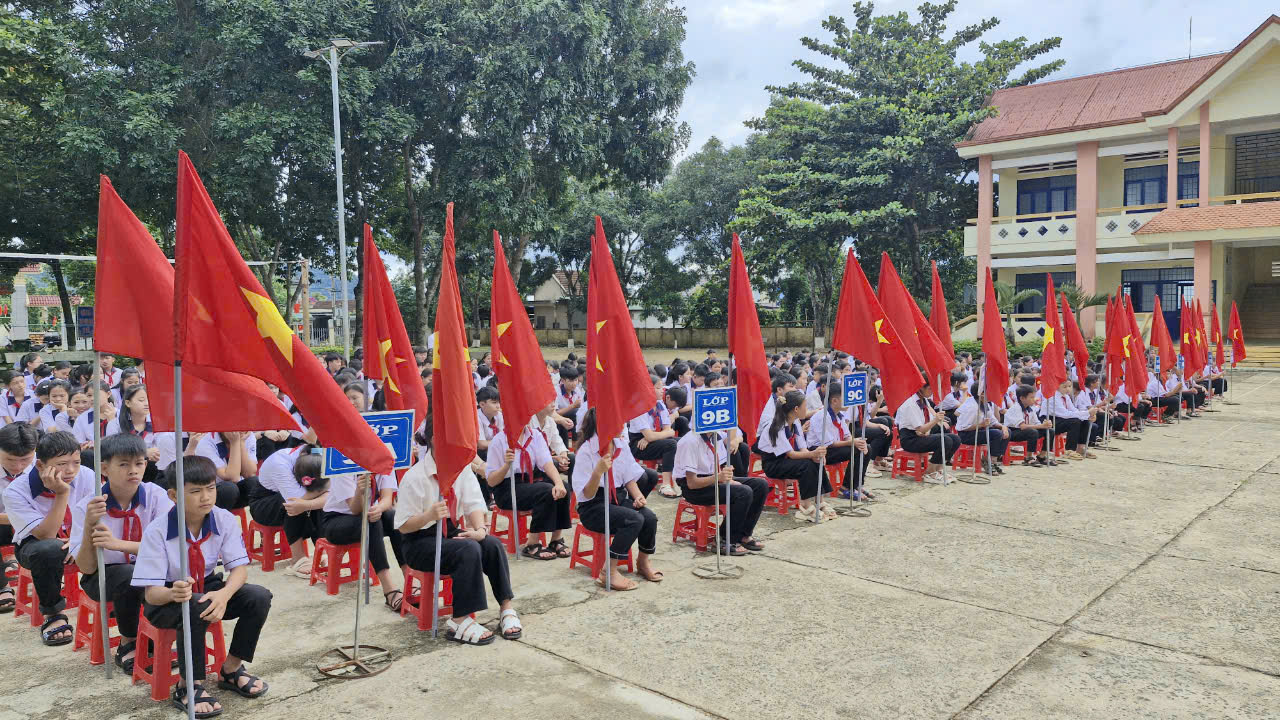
760, 391, 834, 520
1201, 360, 1227, 396
70, 434, 172, 671
0, 422, 40, 613
2, 429, 95, 645
1005, 385, 1053, 467
805, 384, 874, 499
396, 414, 521, 645
571, 409, 664, 590
663, 386, 691, 437
36, 379, 74, 433
1175, 367, 1204, 416
485, 418, 572, 560
553, 366, 584, 446
1043, 379, 1096, 461
673, 429, 769, 556
532, 404, 574, 481
936, 371, 968, 426
1, 370, 27, 425
627, 373, 679, 499
111, 367, 141, 409
1146, 372, 1184, 421
1112, 382, 1151, 432
192, 431, 259, 510
61, 384, 92, 437
16, 379, 51, 424
133, 457, 271, 717
1078, 375, 1123, 441
321, 469, 405, 610
955, 382, 1007, 476
251, 447, 329, 579
105, 384, 163, 480
893, 383, 961, 483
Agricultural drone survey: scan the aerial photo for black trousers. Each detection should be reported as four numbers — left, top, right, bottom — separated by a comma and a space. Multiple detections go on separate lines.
80, 563, 143, 638
899, 427, 960, 465
248, 493, 323, 546
577, 492, 657, 559
1206, 378, 1227, 394
629, 434, 677, 473
1115, 402, 1151, 421
321, 510, 404, 572
1051, 417, 1088, 448
823, 444, 869, 492
143, 574, 272, 682
761, 454, 829, 501
1007, 427, 1047, 455
1152, 395, 1180, 414
681, 475, 769, 543
1181, 390, 1203, 410
862, 423, 892, 461
16, 537, 67, 615
403, 530, 513, 618
0, 524, 13, 589
728, 441, 751, 478
214, 476, 260, 511
492, 475, 572, 535
959, 426, 1009, 464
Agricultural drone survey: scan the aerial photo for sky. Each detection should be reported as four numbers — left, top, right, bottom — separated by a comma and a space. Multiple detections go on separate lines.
676, 0, 1277, 156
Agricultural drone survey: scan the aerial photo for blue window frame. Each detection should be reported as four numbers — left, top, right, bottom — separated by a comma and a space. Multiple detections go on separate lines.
1124, 161, 1199, 210
1015, 271, 1075, 314
1017, 175, 1076, 217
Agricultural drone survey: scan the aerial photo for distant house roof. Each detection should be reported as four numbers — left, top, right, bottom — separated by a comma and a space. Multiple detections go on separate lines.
1134, 201, 1280, 235
552, 271, 583, 295
27, 295, 83, 307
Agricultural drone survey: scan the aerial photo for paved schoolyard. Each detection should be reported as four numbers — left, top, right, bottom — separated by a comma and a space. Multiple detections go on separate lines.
3, 371, 1278, 720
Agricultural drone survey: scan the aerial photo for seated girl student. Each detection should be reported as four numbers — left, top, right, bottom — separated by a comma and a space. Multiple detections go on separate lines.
805, 382, 875, 498
1040, 379, 1096, 460
485, 410, 573, 561
893, 382, 962, 484
110, 367, 141, 410
954, 381, 1008, 476
1201, 358, 1227, 395
192, 431, 259, 510
663, 386, 691, 437
664, 363, 694, 418
674, 426, 770, 556
132, 457, 271, 717
1176, 367, 1206, 415
0, 422, 40, 612
2, 429, 96, 645
251, 447, 329, 579
554, 366, 584, 444
396, 413, 521, 645
1078, 374, 1123, 441
571, 408, 664, 590
1112, 381, 1151, 432
16, 379, 51, 423
936, 371, 969, 427
760, 391, 834, 521
71, 434, 173, 671
60, 384, 92, 436
36, 379, 73, 433
1, 370, 26, 425
629, 374, 680, 499
1146, 370, 1183, 422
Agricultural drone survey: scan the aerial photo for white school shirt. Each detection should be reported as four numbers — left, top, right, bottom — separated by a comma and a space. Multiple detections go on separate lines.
323, 472, 398, 515
937, 390, 966, 412
0, 461, 34, 515
15, 396, 42, 423
1145, 377, 1166, 398
33, 405, 66, 433
1114, 384, 1131, 405
72, 410, 103, 445
193, 434, 258, 479
477, 409, 504, 442
672, 431, 728, 480
257, 446, 308, 500
24, 373, 36, 394
554, 384, 583, 412
758, 419, 806, 457
570, 435, 644, 503
1164, 376, 1183, 395
69, 481, 173, 565
1003, 402, 1039, 428
2, 465, 96, 544
955, 396, 1001, 432
1043, 392, 1086, 420
1075, 390, 1100, 412
393, 451, 487, 533
486, 426, 553, 481
575, 402, 589, 432
894, 396, 931, 431
102, 367, 122, 387
131, 506, 249, 587
532, 414, 567, 455
627, 402, 670, 435
1, 390, 24, 423
805, 407, 851, 447
756, 398, 778, 442
803, 387, 824, 413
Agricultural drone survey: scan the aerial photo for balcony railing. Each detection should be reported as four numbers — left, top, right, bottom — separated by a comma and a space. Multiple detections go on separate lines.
967, 190, 1280, 225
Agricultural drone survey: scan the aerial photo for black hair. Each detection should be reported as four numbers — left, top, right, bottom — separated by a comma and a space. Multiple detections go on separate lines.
348, 358, 363, 374
477, 363, 490, 378
652, 364, 667, 380
33, 364, 52, 379
101, 433, 147, 464
664, 362, 689, 386
1084, 373, 1100, 388
648, 372, 661, 386
293, 453, 330, 494
70, 364, 92, 385
1018, 373, 1035, 387
0, 422, 40, 455
693, 364, 708, 378
119, 383, 147, 428
770, 375, 792, 394
45, 379, 72, 398
168, 455, 217, 489
705, 371, 721, 385
343, 382, 369, 410
476, 386, 500, 404
20, 352, 40, 370
788, 366, 802, 380
114, 367, 140, 390
665, 386, 687, 407
1016, 385, 1037, 403
576, 407, 598, 450
950, 371, 967, 386
324, 352, 343, 363
413, 345, 427, 355
767, 390, 807, 444
566, 352, 578, 362
558, 366, 579, 381
34, 380, 52, 397
53, 361, 71, 371
36, 430, 80, 462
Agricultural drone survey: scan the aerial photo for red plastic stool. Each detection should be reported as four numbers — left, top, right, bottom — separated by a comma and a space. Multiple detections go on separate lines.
230, 508, 251, 552
13, 563, 78, 626
1002, 441, 1031, 465
1053, 433, 1068, 457
764, 477, 799, 515
63, 563, 80, 609
640, 459, 660, 471
309, 539, 379, 596
401, 567, 455, 631
133, 614, 226, 701
488, 508, 543, 555
950, 444, 990, 471
567, 524, 633, 579
1, 545, 15, 582
891, 451, 929, 482
748, 453, 766, 477
74, 596, 121, 665
672, 499, 724, 551
247, 522, 293, 572
826, 463, 848, 498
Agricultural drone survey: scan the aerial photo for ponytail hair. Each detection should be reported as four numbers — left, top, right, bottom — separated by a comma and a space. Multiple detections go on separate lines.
575, 407, 598, 452
767, 390, 806, 444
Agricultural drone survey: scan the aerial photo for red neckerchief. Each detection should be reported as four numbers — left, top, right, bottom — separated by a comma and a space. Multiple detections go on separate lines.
649, 403, 663, 431
785, 424, 799, 451
38, 488, 74, 536
830, 408, 845, 440
517, 432, 534, 481
560, 384, 572, 401
187, 529, 213, 594
702, 435, 719, 478
607, 445, 621, 503
487, 418, 498, 439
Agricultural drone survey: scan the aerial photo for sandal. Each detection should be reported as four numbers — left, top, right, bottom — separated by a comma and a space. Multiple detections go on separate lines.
740, 538, 764, 552
546, 538, 571, 559
218, 664, 268, 699
40, 613, 73, 647
499, 609, 522, 640
0, 587, 14, 614
595, 575, 638, 591
383, 589, 403, 612
171, 683, 222, 719
447, 616, 495, 645
657, 484, 679, 499
114, 640, 138, 673
521, 543, 557, 561
717, 542, 746, 557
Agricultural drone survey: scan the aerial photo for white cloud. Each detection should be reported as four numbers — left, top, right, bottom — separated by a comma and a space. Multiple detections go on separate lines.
713, 0, 836, 32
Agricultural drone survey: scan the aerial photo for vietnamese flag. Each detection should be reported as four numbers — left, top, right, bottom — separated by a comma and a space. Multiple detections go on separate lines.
1123, 294, 1150, 393
1210, 302, 1225, 367
1194, 299, 1210, 371
727, 234, 770, 446
1227, 301, 1246, 366
876, 253, 925, 371
491, 230, 554, 446
906, 292, 955, 399
831, 250, 922, 414
1059, 293, 1091, 374
1040, 273, 1067, 394
586, 216, 652, 446
929, 261, 954, 360
1104, 294, 1124, 395
1149, 295, 1178, 373
1178, 300, 1193, 370
173, 151, 392, 474
362, 223, 428, 425
980, 268, 1010, 405
431, 203, 479, 491
95, 175, 297, 433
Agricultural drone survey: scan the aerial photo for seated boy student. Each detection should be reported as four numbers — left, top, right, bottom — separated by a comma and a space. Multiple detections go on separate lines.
132, 456, 271, 717
71, 433, 173, 670
0, 422, 40, 612
1, 429, 96, 644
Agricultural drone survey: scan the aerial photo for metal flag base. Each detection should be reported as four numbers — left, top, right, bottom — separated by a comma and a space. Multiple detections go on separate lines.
316, 645, 393, 679
693, 563, 744, 580
956, 473, 991, 485
834, 504, 872, 518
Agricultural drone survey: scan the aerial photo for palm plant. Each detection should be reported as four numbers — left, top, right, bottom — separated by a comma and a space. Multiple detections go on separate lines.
953, 281, 1043, 344
1057, 283, 1111, 315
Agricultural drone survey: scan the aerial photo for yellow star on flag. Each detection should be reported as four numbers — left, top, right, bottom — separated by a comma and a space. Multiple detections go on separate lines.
596, 320, 607, 333
432, 342, 470, 370
241, 288, 293, 364
1183, 332, 1190, 345
496, 321, 512, 337
873, 318, 890, 344
1042, 324, 1055, 350
377, 338, 405, 394
1195, 329, 1203, 345
1122, 334, 1131, 358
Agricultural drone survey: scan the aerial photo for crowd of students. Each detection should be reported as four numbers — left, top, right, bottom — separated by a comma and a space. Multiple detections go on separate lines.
0, 342, 1230, 717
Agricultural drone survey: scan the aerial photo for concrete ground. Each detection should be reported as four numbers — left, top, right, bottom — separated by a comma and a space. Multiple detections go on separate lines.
3, 371, 1278, 720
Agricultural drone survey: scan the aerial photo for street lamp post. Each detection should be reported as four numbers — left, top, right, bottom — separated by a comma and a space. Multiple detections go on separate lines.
305, 39, 383, 362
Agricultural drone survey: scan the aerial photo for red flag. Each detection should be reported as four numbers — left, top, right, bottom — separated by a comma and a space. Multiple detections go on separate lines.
1210, 301, 1225, 367
1104, 295, 1124, 395
929, 261, 954, 359
1123, 294, 1149, 393
95, 175, 296, 433
431, 203, 479, 491
173, 152, 391, 473
727, 234, 770, 446
831, 250, 922, 414
1227, 301, 1247, 366
876, 253, 926, 371
1040, 274, 1067, 394
491, 230, 555, 446
1194, 299, 1209, 372
586, 216, 652, 445
1059, 294, 1091, 375
906, 293, 955, 396
981, 268, 1010, 405
363, 224, 428, 426
1178, 300, 1193, 370
1149, 295, 1178, 372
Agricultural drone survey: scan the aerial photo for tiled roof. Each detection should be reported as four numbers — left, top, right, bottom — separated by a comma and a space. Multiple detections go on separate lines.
553, 271, 583, 294
27, 295, 83, 307
1134, 201, 1280, 234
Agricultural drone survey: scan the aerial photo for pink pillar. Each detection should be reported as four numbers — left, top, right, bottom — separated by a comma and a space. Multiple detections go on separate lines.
1198, 103, 1211, 205
1195, 102, 1212, 306
1075, 141, 1099, 336
1167, 127, 1179, 207
976, 155, 993, 340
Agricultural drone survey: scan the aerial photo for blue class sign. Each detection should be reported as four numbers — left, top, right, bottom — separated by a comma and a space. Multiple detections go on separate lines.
843, 371, 869, 407
323, 410, 416, 477
1177, 354, 1185, 370
691, 386, 738, 434
77, 306, 94, 338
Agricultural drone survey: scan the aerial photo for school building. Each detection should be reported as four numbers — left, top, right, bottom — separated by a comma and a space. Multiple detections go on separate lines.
958, 15, 1280, 365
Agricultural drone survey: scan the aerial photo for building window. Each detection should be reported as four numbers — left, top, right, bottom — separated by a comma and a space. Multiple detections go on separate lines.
1178, 161, 1199, 204
535, 315, 546, 330
1234, 130, 1280, 195
1124, 161, 1199, 210
1121, 267, 1193, 312
1014, 271, 1074, 314
1017, 175, 1076, 217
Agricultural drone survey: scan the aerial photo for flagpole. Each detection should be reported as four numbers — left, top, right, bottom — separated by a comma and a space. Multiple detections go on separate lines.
509, 450, 521, 564
430, 503, 443, 638
602, 435, 612, 592
91, 353, 110, 679
852, 406, 864, 511
352, 474, 371, 654
172, 362, 198, 720
708, 434, 722, 571
936, 373, 950, 485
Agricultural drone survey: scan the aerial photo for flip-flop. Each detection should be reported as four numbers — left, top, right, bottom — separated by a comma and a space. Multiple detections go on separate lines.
595, 576, 638, 591
0, 587, 14, 614
657, 485, 679, 499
